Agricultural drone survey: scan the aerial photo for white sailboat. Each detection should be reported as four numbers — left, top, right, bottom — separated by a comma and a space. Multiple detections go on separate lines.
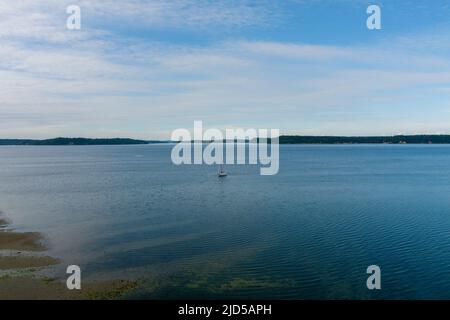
218, 164, 227, 177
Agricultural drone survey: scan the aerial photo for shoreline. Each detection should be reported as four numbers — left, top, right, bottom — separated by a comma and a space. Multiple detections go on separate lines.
3, 135, 450, 146
0, 211, 138, 300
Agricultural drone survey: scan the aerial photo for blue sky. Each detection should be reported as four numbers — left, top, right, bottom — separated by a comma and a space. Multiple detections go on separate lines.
1, 0, 450, 139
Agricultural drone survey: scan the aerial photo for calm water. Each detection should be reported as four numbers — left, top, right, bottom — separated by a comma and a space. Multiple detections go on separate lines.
1, 144, 450, 299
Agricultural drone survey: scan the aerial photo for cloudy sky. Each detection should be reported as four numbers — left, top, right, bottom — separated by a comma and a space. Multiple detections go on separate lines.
1, 0, 450, 139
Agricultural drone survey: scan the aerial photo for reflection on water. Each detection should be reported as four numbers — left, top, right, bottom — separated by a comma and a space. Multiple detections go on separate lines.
1, 144, 450, 299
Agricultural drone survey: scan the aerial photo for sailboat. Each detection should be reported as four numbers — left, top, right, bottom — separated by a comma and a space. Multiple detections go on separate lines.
218, 164, 227, 177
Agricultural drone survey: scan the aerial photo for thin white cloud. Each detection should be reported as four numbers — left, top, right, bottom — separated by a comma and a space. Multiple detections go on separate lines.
78, 0, 278, 28
0, 0, 277, 45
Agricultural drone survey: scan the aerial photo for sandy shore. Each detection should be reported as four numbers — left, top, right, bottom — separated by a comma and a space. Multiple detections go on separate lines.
0, 276, 138, 300
0, 211, 137, 299
0, 255, 59, 270
0, 231, 47, 251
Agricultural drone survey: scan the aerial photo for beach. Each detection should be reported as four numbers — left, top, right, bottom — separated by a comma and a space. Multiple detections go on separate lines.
0, 211, 137, 300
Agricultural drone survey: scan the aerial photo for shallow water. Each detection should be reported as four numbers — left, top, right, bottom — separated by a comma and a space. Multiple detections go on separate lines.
1, 144, 450, 299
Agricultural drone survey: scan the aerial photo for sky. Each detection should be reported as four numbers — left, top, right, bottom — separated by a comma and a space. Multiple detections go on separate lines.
1, 0, 450, 139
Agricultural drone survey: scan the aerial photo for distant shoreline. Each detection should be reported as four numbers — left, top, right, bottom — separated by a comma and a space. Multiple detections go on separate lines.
0, 137, 167, 146
2, 135, 450, 145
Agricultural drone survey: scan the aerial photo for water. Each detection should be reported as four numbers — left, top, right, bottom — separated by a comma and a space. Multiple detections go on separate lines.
1, 144, 450, 299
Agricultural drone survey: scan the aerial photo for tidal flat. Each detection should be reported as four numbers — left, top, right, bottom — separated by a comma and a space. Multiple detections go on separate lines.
0, 212, 137, 300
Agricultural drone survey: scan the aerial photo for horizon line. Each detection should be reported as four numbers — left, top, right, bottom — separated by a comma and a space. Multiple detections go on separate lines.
3, 134, 450, 141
